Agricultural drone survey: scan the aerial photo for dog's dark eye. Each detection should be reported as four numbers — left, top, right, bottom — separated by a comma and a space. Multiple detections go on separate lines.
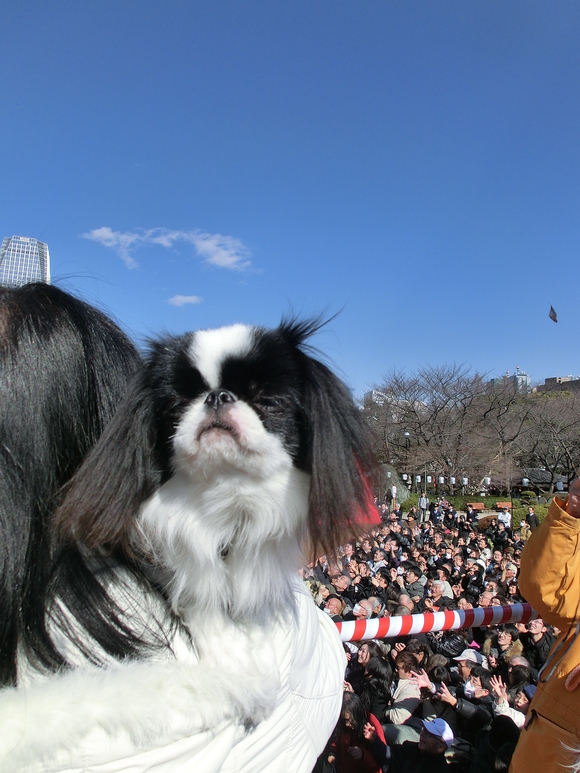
254, 395, 285, 414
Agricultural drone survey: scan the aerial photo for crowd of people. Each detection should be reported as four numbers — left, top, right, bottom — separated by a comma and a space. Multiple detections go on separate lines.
304, 497, 552, 772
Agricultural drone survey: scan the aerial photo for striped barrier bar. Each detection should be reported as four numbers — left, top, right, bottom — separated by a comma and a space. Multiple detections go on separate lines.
335, 602, 537, 642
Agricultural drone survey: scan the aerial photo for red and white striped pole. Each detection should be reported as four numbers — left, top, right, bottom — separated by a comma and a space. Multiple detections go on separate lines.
335, 602, 536, 642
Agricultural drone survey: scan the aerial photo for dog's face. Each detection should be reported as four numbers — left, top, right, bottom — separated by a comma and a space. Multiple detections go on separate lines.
160, 324, 307, 482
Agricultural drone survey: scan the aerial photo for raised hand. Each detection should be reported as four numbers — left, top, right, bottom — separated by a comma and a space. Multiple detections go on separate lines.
410, 669, 432, 690
490, 674, 509, 704
437, 681, 458, 706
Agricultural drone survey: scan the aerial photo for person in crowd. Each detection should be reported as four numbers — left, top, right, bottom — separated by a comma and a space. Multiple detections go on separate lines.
365, 596, 384, 618
506, 661, 533, 698
328, 691, 386, 773
498, 507, 512, 533
398, 563, 425, 604
351, 599, 374, 623
478, 589, 495, 608
409, 665, 460, 740
507, 580, 524, 603
359, 538, 375, 562
397, 593, 415, 615
525, 506, 540, 532
363, 717, 453, 772
324, 594, 346, 621
519, 521, 532, 542
435, 567, 454, 599
485, 518, 498, 542
341, 543, 356, 566
494, 521, 511, 551
332, 572, 358, 607
357, 656, 393, 723
436, 665, 494, 744
521, 617, 555, 672
424, 579, 452, 612
345, 641, 386, 694
353, 561, 375, 599
370, 549, 388, 575
383, 651, 421, 728
489, 674, 535, 729
452, 648, 487, 682
429, 627, 473, 660
483, 624, 523, 680
418, 493, 429, 523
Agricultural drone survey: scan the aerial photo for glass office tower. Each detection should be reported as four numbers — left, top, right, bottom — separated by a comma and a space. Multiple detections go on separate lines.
0, 235, 51, 287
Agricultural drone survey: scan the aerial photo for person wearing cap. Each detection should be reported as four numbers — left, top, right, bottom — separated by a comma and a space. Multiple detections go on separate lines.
510, 476, 580, 772
402, 564, 425, 603
363, 717, 452, 772
498, 506, 512, 532
489, 674, 536, 729
453, 648, 486, 677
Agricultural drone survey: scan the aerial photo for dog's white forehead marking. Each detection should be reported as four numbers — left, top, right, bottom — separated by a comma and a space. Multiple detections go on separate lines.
189, 324, 254, 389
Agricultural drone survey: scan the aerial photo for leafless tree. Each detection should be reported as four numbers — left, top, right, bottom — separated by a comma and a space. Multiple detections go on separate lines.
514, 391, 580, 491
362, 366, 580, 496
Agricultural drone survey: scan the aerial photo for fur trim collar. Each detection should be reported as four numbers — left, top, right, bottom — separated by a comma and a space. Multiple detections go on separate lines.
482, 636, 523, 661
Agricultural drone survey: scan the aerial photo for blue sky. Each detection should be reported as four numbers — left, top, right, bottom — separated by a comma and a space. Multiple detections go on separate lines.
2, 2, 579, 396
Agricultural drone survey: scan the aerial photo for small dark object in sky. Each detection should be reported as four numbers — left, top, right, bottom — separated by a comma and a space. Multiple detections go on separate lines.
549, 306, 558, 323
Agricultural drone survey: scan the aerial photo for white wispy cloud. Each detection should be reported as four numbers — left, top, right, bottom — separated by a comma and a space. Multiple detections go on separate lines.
167, 295, 203, 307
82, 226, 141, 269
81, 227, 252, 271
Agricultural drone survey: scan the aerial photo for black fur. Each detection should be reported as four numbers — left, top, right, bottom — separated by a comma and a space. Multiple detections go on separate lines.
0, 284, 150, 685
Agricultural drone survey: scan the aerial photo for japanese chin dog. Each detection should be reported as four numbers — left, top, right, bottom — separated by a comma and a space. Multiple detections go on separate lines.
0, 284, 376, 769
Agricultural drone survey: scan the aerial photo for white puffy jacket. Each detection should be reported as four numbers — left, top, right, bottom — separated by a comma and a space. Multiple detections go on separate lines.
0, 581, 345, 773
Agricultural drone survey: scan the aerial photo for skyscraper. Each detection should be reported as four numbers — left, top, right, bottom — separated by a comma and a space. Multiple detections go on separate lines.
0, 235, 51, 287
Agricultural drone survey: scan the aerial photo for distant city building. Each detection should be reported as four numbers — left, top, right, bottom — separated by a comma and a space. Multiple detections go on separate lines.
0, 235, 50, 287
488, 366, 530, 393
537, 376, 580, 394
363, 389, 386, 405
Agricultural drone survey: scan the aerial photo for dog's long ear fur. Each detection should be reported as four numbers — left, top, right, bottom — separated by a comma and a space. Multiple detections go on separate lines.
55, 376, 162, 554
55, 335, 193, 554
278, 318, 377, 560
0, 284, 141, 685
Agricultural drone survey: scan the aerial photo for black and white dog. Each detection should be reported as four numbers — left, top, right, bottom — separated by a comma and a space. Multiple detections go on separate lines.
0, 287, 375, 770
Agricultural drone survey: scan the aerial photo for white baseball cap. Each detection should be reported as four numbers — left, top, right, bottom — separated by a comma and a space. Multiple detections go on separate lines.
453, 648, 485, 666
422, 718, 454, 748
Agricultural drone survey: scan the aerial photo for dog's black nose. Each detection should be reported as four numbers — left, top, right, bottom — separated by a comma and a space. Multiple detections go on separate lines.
204, 389, 237, 409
